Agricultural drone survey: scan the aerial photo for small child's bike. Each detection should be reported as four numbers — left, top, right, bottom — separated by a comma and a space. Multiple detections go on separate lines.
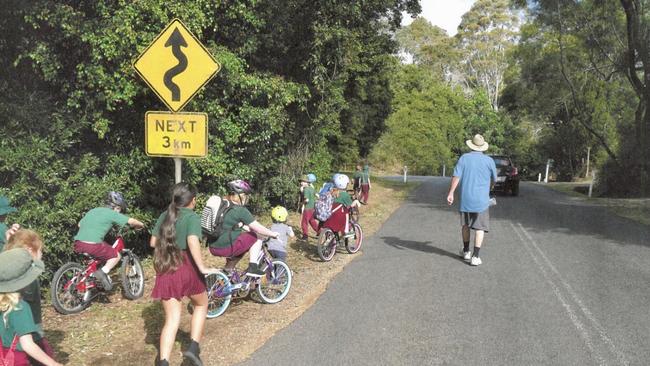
50, 229, 145, 315
205, 239, 292, 318
317, 211, 363, 262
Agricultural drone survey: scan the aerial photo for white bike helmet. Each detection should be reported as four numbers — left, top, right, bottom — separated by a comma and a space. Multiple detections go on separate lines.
333, 174, 350, 190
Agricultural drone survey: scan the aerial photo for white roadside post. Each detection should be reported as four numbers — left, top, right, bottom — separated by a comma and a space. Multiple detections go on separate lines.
403, 165, 408, 183
442, 164, 446, 177
538, 173, 542, 182
544, 159, 551, 183
588, 171, 595, 198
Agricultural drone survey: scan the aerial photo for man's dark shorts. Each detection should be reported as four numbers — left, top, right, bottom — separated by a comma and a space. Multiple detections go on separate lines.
460, 209, 489, 232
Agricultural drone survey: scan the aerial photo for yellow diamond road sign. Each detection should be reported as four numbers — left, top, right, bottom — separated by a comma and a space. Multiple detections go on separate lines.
145, 111, 208, 158
134, 19, 220, 112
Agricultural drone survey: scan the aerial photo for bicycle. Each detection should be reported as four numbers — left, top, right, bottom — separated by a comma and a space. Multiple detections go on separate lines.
50, 229, 145, 315
317, 205, 363, 262
205, 238, 292, 319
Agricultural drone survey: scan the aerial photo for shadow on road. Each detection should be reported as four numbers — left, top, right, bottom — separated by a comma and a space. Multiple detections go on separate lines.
381, 236, 464, 262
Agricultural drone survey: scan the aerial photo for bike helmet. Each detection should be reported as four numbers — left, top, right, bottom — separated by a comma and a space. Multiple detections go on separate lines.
107, 191, 127, 211
227, 179, 252, 194
307, 173, 317, 183
271, 206, 288, 222
333, 174, 350, 190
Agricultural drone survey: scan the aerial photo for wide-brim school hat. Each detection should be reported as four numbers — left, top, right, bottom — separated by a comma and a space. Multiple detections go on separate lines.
0, 248, 44, 293
466, 134, 489, 152
0, 195, 17, 216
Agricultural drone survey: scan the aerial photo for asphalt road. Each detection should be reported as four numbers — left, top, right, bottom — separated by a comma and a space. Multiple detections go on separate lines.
239, 177, 650, 366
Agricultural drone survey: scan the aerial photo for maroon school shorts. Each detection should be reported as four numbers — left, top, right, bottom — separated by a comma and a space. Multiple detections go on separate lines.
74, 240, 119, 261
209, 232, 259, 258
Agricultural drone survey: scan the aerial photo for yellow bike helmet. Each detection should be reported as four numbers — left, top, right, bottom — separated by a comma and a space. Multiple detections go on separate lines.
271, 206, 288, 222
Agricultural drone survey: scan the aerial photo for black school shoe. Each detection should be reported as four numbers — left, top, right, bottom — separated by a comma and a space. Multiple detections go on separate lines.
245, 263, 265, 277
183, 341, 203, 366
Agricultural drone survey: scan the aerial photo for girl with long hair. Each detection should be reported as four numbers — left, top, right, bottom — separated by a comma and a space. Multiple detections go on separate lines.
150, 183, 216, 366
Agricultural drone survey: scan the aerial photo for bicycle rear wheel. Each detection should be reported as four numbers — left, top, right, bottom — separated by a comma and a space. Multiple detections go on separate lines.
345, 223, 363, 254
317, 229, 337, 261
206, 272, 232, 319
257, 260, 292, 304
50, 262, 92, 315
121, 252, 144, 300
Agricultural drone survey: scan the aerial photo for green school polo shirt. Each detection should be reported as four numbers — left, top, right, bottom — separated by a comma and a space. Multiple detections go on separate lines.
74, 207, 129, 243
335, 191, 353, 206
152, 208, 202, 251
209, 205, 255, 249
0, 300, 40, 351
304, 186, 316, 209
0, 222, 7, 251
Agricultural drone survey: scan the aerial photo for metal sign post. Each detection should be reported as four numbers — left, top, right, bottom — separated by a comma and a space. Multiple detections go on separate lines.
174, 158, 182, 184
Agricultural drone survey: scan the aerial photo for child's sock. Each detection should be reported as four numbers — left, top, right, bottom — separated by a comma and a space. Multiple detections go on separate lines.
473, 246, 481, 258
463, 241, 470, 252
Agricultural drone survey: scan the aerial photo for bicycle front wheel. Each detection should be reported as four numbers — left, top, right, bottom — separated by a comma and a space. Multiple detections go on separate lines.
345, 223, 363, 254
257, 260, 292, 304
50, 262, 92, 315
121, 252, 145, 300
206, 272, 232, 319
317, 229, 337, 261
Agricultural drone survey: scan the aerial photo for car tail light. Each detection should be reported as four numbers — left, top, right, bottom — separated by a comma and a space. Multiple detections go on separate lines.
511, 167, 518, 176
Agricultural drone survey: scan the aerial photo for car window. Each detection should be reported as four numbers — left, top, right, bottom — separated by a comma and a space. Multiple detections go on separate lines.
492, 157, 511, 167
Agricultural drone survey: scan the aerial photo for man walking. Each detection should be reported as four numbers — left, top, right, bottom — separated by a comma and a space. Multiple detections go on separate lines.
446, 134, 497, 266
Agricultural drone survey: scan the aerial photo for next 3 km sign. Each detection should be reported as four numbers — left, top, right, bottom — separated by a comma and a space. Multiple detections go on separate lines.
145, 112, 207, 158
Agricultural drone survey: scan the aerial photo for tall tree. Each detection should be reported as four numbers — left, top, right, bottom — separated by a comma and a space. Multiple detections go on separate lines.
456, 0, 519, 111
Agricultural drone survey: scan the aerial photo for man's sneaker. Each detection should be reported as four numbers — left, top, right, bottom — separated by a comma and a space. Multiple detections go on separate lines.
92, 269, 113, 291
245, 263, 265, 278
459, 249, 471, 261
470, 256, 482, 266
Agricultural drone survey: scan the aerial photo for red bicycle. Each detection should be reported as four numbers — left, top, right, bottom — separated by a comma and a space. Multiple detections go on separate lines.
50, 229, 145, 315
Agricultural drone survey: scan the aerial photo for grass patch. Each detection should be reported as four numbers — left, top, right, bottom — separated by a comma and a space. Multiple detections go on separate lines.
43, 177, 420, 365
539, 182, 650, 226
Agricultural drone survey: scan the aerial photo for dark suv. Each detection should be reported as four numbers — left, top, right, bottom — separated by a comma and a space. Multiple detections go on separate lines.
490, 155, 520, 196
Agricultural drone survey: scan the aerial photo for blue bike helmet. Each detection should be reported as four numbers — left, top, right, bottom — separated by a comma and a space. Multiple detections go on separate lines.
307, 173, 317, 183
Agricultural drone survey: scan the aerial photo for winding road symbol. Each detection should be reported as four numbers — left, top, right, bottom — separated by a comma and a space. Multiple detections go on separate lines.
164, 27, 188, 102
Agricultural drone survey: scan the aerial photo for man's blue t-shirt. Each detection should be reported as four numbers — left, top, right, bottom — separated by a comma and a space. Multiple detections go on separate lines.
453, 152, 497, 213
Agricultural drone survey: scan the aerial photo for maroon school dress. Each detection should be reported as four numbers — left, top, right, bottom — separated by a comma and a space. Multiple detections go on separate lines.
151, 251, 206, 300
322, 203, 349, 233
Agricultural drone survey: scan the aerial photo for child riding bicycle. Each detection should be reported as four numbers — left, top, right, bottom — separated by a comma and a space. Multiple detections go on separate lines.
207, 180, 279, 277
73, 191, 144, 291
321, 174, 361, 238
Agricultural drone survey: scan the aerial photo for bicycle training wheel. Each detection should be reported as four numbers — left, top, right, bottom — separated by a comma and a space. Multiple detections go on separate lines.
121, 253, 145, 300
50, 262, 92, 315
345, 223, 363, 254
317, 228, 337, 262
206, 272, 232, 319
257, 260, 292, 304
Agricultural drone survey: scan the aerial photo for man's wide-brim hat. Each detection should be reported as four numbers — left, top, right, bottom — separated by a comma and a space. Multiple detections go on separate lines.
466, 134, 489, 152
0, 195, 17, 216
0, 248, 44, 293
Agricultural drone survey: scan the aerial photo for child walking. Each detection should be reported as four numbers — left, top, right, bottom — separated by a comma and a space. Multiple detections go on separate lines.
268, 206, 295, 261
299, 174, 319, 240
4, 229, 56, 362
0, 248, 62, 366
150, 183, 217, 366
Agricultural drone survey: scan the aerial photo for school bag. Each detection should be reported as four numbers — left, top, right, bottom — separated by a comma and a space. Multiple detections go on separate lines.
200, 196, 233, 243
314, 190, 335, 222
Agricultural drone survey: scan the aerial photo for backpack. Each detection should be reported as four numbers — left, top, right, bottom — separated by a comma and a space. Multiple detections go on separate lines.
314, 190, 335, 222
200, 196, 233, 243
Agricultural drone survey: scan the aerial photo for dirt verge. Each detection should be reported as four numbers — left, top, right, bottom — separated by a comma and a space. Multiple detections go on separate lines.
43, 178, 418, 365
